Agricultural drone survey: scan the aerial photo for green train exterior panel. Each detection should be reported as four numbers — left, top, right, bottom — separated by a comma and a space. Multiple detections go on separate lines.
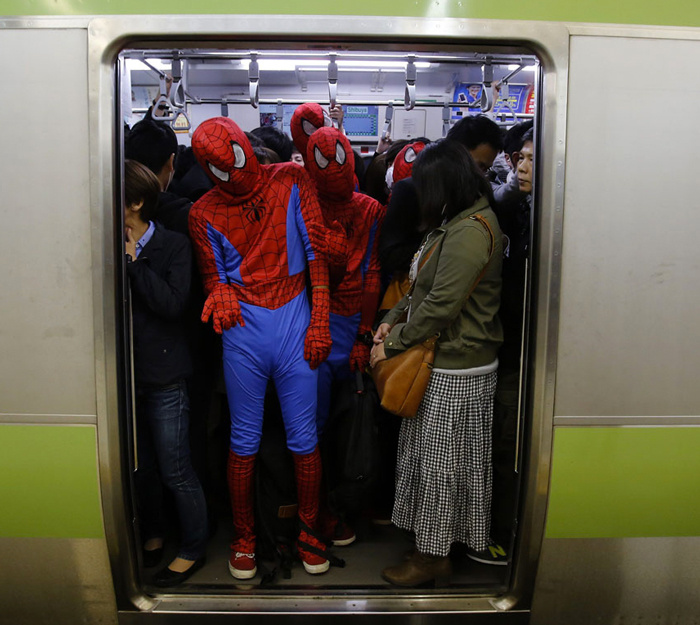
2, 0, 700, 28
546, 427, 700, 539
0, 425, 104, 539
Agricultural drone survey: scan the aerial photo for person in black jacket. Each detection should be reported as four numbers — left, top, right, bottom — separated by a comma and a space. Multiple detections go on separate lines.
125, 160, 208, 587
126, 116, 220, 519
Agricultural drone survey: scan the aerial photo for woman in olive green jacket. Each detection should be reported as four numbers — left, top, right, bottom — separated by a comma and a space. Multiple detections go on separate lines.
371, 140, 503, 587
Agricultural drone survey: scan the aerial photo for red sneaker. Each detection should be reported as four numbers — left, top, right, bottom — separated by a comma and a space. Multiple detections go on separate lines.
330, 519, 356, 547
297, 531, 330, 575
228, 551, 257, 579
319, 512, 357, 547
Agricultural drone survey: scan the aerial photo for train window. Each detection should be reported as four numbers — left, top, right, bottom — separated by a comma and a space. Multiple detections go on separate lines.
117, 41, 539, 602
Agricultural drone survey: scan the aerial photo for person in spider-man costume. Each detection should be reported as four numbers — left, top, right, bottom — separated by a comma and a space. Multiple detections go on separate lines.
391, 140, 427, 187
188, 116, 334, 579
291, 102, 330, 160
305, 127, 385, 434
290, 103, 351, 287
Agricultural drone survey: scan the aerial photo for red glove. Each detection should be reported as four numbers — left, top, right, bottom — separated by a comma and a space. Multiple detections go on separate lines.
306, 219, 347, 267
325, 219, 348, 268
304, 260, 332, 369
201, 283, 245, 334
304, 288, 331, 369
349, 340, 370, 373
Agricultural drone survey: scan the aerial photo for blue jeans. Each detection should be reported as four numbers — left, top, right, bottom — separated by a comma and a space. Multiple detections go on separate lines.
135, 380, 208, 560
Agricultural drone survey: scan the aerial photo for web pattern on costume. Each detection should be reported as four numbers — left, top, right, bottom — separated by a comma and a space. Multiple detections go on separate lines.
306, 127, 385, 327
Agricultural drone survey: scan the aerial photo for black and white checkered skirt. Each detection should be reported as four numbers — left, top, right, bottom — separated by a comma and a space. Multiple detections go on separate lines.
391, 368, 497, 556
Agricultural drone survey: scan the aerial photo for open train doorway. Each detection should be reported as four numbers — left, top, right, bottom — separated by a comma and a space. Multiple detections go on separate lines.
115, 38, 540, 610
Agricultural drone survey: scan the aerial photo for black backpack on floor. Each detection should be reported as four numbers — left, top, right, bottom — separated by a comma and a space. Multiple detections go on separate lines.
255, 397, 298, 582
254, 388, 344, 584
323, 372, 381, 516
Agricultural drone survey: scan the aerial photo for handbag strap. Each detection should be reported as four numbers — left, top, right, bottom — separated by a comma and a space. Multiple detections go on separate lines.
464, 212, 496, 297
469, 212, 495, 259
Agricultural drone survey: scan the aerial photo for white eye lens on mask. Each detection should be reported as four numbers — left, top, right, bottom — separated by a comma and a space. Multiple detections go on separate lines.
231, 142, 246, 169
314, 146, 330, 169
335, 141, 346, 166
302, 119, 317, 137
385, 164, 395, 190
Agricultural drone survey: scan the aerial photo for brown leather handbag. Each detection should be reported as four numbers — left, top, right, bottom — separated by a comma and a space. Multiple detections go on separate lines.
372, 334, 438, 418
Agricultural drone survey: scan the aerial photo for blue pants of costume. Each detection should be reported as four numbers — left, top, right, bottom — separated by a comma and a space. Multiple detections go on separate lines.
222, 291, 318, 456
316, 311, 361, 434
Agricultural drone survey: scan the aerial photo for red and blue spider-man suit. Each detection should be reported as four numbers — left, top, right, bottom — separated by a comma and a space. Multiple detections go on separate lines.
305, 127, 385, 433
188, 117, 332, 576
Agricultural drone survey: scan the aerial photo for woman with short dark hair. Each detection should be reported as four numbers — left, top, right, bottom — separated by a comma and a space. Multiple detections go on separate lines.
125, 159, 208, 587
371, 140, 503, 586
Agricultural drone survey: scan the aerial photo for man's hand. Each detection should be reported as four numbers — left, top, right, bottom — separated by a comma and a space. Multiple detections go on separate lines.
125, 227, 137, 259
373, 323, 391, 344
329, 103, 344, 130
376, 135, 392, 155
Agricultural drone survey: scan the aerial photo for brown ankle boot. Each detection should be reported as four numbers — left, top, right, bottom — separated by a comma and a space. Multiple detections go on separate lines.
382, 551, 452, 587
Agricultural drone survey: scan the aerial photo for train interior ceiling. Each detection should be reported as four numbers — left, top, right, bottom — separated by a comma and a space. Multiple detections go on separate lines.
121, 46, 538, 149
118, 43, 538, 596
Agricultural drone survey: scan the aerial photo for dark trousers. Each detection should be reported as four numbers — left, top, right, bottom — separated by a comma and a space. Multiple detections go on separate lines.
491, 370, 519, 545
135, 380, 208, 560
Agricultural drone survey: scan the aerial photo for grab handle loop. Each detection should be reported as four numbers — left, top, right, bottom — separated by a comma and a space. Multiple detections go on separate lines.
480, 86, 493, 113
154, 74, 177, 121
221, 99, 229, 117
497, 82, 517, 122
480, 59, 494, 113
382, 102, 394, 139
500, 81, 509, 101
276, 99, 284, 132
249, 53, 259, 109
442, 104, 451, 138
173, 109, 191, 131
404, 55, 416, 111
328, 53, 338, 126
169, 54, 186, 109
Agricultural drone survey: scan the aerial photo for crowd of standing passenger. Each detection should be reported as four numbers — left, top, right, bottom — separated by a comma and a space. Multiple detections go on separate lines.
123, 99, 534, 587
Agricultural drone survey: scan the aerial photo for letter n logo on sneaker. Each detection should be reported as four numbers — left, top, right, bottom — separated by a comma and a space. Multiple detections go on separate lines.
488, 543, 507, 558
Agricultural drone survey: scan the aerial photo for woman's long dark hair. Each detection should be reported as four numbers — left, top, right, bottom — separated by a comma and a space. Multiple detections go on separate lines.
413, 139, 493, 231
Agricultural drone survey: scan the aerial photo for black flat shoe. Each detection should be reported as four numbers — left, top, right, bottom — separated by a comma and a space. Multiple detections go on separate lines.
143, 547, 164, 568
152, 557, 206, 588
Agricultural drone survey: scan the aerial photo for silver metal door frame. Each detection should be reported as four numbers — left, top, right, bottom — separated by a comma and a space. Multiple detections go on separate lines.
86, 14, 570, 615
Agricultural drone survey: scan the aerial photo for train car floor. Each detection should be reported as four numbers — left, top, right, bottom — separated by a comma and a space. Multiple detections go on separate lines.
141, 514, 508, 594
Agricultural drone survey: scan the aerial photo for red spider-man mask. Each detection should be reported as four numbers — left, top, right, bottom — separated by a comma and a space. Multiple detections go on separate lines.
306, 127, 355, 202
192, 117, 262, 201
393, 141, 427, 184
291, 102, 331, 159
